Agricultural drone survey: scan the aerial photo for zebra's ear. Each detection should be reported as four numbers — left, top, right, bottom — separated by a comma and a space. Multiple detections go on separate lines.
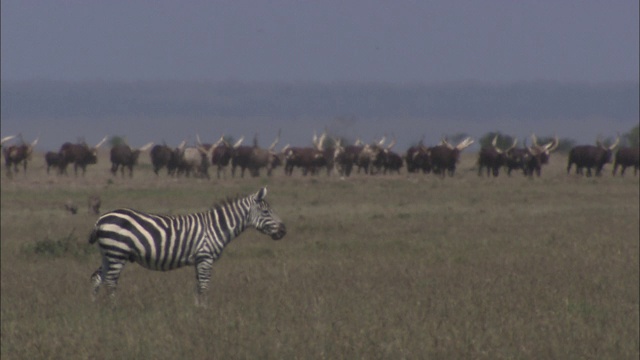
254, 187, 268, 201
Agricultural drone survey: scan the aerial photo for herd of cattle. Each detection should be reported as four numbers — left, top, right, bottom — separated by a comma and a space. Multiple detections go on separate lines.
1, 132, 639, 180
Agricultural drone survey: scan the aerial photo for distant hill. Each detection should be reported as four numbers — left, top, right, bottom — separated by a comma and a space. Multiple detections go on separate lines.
1, 80, 638, 151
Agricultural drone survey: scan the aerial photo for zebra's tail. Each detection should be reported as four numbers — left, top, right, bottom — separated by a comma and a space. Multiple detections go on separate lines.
88, 228, 99, 244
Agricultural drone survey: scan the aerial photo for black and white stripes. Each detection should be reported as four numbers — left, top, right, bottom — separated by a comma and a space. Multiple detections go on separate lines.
89, 187, 286, 306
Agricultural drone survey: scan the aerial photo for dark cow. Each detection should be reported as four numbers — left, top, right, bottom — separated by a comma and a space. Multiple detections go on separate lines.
567, 137, 619, 177
3, 136, 39, 178
45, 151, 63, 174
209, 136, 243, 179
231, 144, 254, 178
110, 142, 154, 178
355, 138, 386, 175
150, 141, 185, 176
505, 147, 531, 176
429, 137, 474, 177
612, 147, 639, 176
477, 135, 517, 177
525, 135, 559, 177
380, 137, 403, 175
382, 152, 403, 174
405, 141, 432, 174
58, 137, 107, 176
334, 141, 363, 177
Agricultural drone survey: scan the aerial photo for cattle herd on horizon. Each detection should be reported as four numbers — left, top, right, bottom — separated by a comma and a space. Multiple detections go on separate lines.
1, 131, 639, 180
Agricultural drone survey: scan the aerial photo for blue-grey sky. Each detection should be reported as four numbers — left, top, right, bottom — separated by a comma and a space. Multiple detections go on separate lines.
2, 1, 638, 83
1, 1, 638, 153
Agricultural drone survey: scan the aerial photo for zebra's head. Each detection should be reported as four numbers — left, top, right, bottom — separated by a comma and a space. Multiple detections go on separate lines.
249, 187, 286, 240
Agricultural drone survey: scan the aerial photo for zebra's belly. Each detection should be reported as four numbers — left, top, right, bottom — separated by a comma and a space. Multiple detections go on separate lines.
133, 254, 195, 271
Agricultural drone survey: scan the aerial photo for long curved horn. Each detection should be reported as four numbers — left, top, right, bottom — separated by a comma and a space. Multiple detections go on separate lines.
505, 138, 518, 152
531, 134, 539, 147
139, 142, 154, 152
456, 137, 474, 150
233, 136, 244, 148
212, 135, 224, 147
595, 135, 603, 148
609, 136, 620, 150
177, 140, 187, 151
95, 136, 108, 149
387, 136, 396, 150
1, 135, 16, 145
317, 132, 326, 151
196, 134, 203, 146
196, 145, 208, 155
441, 137, 453, 149
269, 131, 280, 151
491, 134, 499, 148
377, 136, 386, 147
545, 135, 559, 152
30, 137, 40, 148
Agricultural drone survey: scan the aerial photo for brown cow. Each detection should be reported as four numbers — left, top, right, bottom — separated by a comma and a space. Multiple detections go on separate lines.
207, 136, 243, 179
283, 132, 326, 176
58, 136, 107, 176
231, 133, 280, 177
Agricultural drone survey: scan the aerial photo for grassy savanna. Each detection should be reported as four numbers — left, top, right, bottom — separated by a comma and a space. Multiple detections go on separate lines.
1, 151, 638, 359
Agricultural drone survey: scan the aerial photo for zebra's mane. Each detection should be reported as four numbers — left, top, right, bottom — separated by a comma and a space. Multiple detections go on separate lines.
210, 196, 236, 211
210, 194, 265, 211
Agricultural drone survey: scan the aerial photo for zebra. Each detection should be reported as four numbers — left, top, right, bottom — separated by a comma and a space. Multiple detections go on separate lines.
89, 187, 286, 307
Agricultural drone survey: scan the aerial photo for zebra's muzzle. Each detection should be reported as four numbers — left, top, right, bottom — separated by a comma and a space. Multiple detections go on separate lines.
271, 224, 286, 240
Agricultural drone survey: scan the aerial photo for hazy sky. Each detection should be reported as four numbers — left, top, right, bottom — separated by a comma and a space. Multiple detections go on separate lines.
2, 1, 638, 83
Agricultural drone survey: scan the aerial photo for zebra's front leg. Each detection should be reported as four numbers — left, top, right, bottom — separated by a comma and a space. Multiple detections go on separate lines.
194, 259, 213, 308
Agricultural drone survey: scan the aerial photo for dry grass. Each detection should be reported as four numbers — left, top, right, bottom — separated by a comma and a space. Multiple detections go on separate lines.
1, 152, 639, 359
